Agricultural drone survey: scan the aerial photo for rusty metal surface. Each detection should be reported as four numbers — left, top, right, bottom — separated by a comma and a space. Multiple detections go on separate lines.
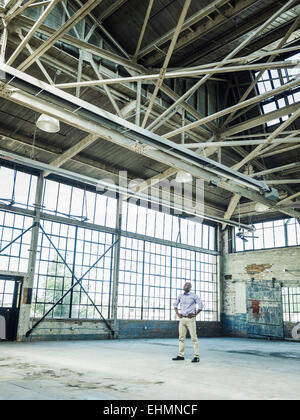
246, 280, 284, 339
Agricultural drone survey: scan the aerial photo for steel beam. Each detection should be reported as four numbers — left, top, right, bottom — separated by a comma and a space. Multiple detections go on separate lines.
146, 0, 297, 133
7, 0, 61, 66
222, 15, 300, 128
17, 174, 44, 341
265, 180, 300, 185
111, 197, 122, 338
232, 109, 300, 171
5, 0, 36, 22
138, 0, 254, 63
222, 104, 300, 138
43, 133, 99, 177
134, 0, 154, 60
258, 144, 300, 159
141, 0, 192, 128
13, 14, 212, 137
180, 137, 300, 149
25, 229, 118, 338
0, 18, 8, 63
17, 0, 104, 72
97, 0, 128, 22
0, 63, 272, 195
252, 162, 300, 177
55, 60, 299, 90
3, 64, 300, 220
165, 79, 299, 139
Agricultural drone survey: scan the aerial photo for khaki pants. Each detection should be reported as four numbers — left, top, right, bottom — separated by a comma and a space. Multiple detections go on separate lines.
178, 317, 199, 358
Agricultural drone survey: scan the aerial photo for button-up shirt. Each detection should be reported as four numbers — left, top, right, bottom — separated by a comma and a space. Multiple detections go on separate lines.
173, 292, 204, 316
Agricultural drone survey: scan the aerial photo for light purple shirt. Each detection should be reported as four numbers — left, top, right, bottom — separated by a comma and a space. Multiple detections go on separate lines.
173, 292, 204, 316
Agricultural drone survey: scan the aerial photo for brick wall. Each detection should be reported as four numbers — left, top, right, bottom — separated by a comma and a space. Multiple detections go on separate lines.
222, 245, 300, 340
24, 319, 222, 341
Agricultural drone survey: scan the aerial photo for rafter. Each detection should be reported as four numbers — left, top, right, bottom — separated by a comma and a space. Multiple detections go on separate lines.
97, 0, 128, 22
258, 144, 300, 159
7, 0, 61, 66
43, 134, 99, 177
232, 109, 300, 172
0, 18, 8, 63
5, 0, 36, 23
146, 0, 297, 133
17, 32, 53, 84
222, 15, 300, 128
164, 79, 299, 139
13, 14, 211, 138
141, 0, 192, 128
134, 0, 154, 60
176, 2, 299, 68
55, 60, 299, 90
277, 192, 300, 205
177, 137, 300, 149
73, 0, 130, 59
17, 0, 105, 72
139, 0, 257, 65
88, 54, 122, 117
222, 104, 300, 138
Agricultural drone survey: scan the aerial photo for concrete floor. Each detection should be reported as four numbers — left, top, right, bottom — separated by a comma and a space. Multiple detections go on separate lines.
0, 337, 300, 400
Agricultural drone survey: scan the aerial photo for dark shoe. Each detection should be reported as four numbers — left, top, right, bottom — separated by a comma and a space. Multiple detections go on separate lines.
172, 356, 184, 360
191, 357, 200, 363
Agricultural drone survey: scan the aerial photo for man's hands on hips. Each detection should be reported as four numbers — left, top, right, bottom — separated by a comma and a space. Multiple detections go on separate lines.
175, 309, 183, 318
188, 313, 195, 318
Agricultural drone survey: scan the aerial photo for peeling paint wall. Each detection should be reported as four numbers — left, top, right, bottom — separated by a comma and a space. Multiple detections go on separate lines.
222, 243, 300, 339
245, 264, 272, 278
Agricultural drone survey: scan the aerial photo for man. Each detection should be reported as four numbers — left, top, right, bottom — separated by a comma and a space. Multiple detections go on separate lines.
172, 282, 204, 363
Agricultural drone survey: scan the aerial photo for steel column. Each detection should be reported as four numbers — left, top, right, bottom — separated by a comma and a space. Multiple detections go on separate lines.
17, 174, 44, 341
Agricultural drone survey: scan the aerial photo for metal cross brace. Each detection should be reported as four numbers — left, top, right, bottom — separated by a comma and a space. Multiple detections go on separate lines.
25, 224, 119, 337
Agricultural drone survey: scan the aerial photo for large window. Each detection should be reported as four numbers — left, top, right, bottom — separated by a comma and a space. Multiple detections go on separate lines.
234, 218, 300, 252
282, 287, 300, 323
0, 211, 33, 272
255, 52, 300, 127
0, 166, 37, 209
42, 178, 117, 227
0, 165, 218, 322
122, 202, 216, 251
118, 236, 218, 321
31, 220, 115, 319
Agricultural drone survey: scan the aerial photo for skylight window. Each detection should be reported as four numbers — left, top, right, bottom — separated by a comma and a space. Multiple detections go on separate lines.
255, 52, 300, 127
